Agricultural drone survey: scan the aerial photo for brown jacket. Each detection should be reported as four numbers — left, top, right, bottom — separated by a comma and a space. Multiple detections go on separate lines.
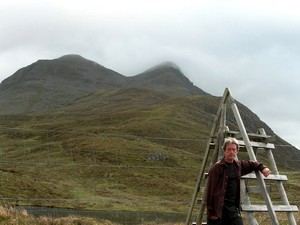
206, 157, 266, 218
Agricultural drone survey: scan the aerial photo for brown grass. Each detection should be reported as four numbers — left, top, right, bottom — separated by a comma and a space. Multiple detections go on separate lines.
0, 204, 117, 225
0, 203, 299, 225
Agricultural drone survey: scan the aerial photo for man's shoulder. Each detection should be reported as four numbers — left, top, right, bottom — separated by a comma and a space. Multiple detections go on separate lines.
238, 159, 258, 164
212, 159, 226, 168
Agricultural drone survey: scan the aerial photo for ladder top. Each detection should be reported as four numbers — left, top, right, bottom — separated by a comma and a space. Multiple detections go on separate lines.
225, 130, 276, 143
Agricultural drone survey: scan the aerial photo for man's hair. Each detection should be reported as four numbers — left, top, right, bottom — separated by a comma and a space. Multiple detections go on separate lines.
222, 137, 239, 151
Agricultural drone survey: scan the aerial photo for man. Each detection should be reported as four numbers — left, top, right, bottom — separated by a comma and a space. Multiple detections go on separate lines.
206, 137, 271, 225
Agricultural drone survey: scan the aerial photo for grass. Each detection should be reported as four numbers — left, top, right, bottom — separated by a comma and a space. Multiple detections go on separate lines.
0, 91, 299, 224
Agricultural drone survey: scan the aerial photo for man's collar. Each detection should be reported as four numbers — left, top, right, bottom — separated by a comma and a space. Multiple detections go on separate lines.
219, 157, 237, 165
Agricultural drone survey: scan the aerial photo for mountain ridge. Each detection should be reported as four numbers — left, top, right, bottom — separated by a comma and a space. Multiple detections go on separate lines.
0, 54, 208, 114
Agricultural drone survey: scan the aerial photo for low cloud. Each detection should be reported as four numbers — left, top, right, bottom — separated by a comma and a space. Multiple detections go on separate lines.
0, 0, 299, 147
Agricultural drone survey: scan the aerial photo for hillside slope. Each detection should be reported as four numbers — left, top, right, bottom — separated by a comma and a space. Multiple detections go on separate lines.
0, 89, 299, 213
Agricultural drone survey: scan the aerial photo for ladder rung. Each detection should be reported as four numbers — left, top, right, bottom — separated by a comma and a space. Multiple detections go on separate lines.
242, 204, 299, 212
250, 134, 276, 143
243, 133, 274, 142
242, 173, 288, 181
238, 140, 275, 149
225, 130, 239, 136
225, 131, 276, 143
205, 173, 287, 181
247, 185, 271, 193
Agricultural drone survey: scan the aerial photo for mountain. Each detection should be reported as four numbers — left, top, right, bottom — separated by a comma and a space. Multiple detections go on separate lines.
0, 54, 298, 168
0, 55, 126, 114
0, 55, 208, 114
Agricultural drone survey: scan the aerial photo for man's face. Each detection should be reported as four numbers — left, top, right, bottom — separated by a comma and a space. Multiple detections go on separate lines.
224, 143, 238, 163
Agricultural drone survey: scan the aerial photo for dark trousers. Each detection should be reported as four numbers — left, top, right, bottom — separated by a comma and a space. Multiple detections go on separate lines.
207, 205, 244, 225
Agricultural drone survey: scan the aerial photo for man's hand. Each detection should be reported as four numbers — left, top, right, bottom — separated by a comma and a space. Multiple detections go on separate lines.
209, 215, 218, 220
262, 167, 271, 177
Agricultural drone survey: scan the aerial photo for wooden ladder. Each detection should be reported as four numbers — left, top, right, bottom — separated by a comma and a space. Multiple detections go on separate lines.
185, 88, 298, 225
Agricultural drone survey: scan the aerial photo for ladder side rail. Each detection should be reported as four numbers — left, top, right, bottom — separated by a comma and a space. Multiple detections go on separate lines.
217, 100, 227, 160
266, 148, 297, 225
241, 179, 259, 225
196, 183, 208, 225
240, 146, 259, 225
196, 121, 227, 225
208, 88, 230, 138
258, 128, 297, 225
185, 89, 230, 225
228, 93, 280, 225
185, 137, 214, 225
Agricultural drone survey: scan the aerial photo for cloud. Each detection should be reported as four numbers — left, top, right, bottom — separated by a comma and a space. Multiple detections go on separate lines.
0, 0, 299, 148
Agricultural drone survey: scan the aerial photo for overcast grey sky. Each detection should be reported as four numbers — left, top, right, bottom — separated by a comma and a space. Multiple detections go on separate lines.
1, 0, 299, 149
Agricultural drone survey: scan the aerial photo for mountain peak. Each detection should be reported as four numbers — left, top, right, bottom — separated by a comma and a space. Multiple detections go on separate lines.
58, 54, 83, 59
54, 54, 100, 66
145, 61, 181, 73
126, 61, 209, 97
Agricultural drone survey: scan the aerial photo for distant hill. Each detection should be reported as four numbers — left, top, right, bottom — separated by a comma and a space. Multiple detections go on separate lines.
0, 55, 208, 114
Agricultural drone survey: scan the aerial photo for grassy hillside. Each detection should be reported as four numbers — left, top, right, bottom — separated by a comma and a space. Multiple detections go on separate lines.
0, 88, 299, 218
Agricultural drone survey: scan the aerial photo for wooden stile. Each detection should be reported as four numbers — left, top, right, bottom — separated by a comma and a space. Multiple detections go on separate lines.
185, 88, 298, 225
